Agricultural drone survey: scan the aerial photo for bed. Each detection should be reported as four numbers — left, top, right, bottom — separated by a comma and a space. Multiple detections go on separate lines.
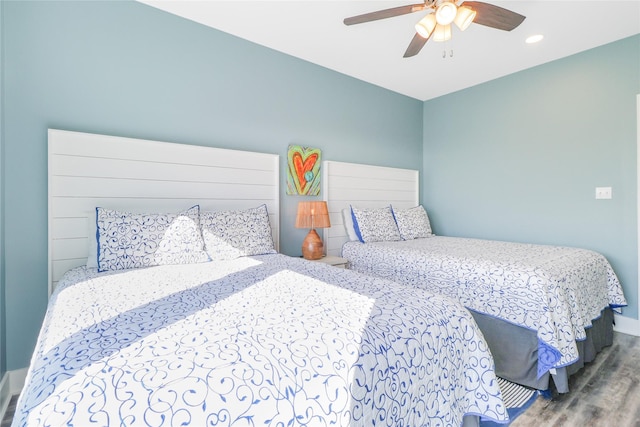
322, 160, 627, 393
12, 130, 509, 427
15, 254, 509, 427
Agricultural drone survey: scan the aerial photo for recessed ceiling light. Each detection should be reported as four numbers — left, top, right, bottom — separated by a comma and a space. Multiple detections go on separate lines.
526, 34, 544, 44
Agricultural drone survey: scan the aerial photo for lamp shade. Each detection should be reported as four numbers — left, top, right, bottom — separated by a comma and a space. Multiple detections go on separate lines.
415, 13, 437, 39
432, 23, 452, 42
295, 201, 331, 229
454, 6, 476, 31
435, 1, 458, 25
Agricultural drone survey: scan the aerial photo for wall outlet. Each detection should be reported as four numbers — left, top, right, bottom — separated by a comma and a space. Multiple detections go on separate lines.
595, 187, 612, 199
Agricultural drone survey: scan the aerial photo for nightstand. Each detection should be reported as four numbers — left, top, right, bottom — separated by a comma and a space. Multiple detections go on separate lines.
309, 255, 349, 269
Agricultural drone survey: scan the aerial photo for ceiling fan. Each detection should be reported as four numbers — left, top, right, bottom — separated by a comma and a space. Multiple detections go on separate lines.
344, 0, 526, 58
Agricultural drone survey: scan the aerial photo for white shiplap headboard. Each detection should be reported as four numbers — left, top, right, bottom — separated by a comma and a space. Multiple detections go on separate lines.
48, 129, 280, 293
322, 160, 419, 257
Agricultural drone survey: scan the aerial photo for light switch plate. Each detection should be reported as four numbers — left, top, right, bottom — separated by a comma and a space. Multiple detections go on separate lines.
595, 187, 612, 199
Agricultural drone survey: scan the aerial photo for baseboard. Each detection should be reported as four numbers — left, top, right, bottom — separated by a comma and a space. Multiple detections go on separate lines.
614, 313, 640, 337
10, 368, 27, 395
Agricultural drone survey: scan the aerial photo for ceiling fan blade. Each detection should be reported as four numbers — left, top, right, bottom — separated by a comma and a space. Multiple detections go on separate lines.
403, 33, 429, 58
461, 1, 525, 31
344, 3, 427, 26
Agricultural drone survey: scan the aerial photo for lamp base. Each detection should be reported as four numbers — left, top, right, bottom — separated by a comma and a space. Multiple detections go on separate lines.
301, 229, 324, 260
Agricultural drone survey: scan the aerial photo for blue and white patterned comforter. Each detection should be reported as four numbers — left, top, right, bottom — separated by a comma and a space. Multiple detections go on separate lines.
14, 254, 507, 427
342, 237, 627, 378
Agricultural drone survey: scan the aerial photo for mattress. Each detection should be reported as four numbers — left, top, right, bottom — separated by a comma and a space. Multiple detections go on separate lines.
342, 236, 627, 378
14, 254, 507, 426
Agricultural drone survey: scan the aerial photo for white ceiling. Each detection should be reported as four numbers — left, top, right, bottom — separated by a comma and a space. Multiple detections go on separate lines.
139, 1, 640, 101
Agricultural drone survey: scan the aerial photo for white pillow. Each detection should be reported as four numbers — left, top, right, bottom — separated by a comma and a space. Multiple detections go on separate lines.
392, 205, 433, 240
342, 208, 359, 241
86, 212, 98, 268
200, 204, 277, 260
96, 205, 209, 272
351, 205, 401, 243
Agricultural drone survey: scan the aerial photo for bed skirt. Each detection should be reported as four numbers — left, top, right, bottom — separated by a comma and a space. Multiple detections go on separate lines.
470, 307, 614, 393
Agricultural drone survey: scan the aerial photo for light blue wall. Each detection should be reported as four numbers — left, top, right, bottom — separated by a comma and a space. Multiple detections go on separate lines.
0, 0, 6, 378
423, 35, 640, 319
1, 1, 423, 370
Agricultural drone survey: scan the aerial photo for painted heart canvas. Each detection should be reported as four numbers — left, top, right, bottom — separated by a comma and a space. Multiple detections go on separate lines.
287, 145, 321, 195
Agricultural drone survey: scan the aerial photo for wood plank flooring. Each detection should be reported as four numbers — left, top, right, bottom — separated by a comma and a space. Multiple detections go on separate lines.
513, 331, 640, 427
1, 394, 17, 427
2, 332, 639, 426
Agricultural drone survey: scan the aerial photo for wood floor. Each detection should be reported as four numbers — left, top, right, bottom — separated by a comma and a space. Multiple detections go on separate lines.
2, 332, 639, 426
512, 331, 640, 427
1, 394, 17, 427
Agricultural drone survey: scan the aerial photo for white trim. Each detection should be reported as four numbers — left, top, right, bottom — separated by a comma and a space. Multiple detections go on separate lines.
616, 94, 640, 337
613, 313, 640, 337
9, 368, 27, 396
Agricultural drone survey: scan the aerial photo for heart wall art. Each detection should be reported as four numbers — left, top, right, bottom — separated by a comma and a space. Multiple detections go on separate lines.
287, 145, 322, 196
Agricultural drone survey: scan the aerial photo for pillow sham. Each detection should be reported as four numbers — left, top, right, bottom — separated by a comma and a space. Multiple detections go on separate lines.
342, 208, 359, 242
96, 205, 209, 272
392, 205, 433, 240
200, 204, 277, 260
351, 205, 401, 243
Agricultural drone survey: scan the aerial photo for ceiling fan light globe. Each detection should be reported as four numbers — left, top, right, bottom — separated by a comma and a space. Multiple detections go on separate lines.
454, 6, 476, 31
435, 2, 458, 25
415, 13, 437, 38
432, 23, 452, 42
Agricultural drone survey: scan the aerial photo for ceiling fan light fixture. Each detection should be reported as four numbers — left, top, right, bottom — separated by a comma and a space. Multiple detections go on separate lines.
343, 0, 526, 57
432, 23, 452, 42
415, 13, 437, 38
454, 6, 476, 31
435, 1, 458, 25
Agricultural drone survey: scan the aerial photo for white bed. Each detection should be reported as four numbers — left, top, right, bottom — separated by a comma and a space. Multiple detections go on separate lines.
12, 130, 509, 427
323, 160, 627, 393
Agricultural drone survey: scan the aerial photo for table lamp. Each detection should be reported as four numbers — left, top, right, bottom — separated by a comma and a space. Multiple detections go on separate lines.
295, 201, 331, 260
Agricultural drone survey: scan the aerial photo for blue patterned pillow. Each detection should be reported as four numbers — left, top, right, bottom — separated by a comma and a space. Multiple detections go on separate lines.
351, 205, 401, 243
392, 205, 433, 240
200, 204, 277, 260
96, 205, 209, 272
